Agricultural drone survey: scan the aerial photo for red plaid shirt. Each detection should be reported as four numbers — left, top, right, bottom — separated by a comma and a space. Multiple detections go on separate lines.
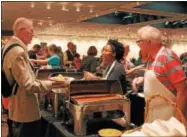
147, 47, 186, 95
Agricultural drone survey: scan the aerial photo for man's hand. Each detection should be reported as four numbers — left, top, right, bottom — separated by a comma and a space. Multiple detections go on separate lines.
132, 77, 144, 92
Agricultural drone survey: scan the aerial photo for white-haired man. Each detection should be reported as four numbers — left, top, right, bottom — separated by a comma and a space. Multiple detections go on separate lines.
132, 25, 187, 123
2, 17, 62, 137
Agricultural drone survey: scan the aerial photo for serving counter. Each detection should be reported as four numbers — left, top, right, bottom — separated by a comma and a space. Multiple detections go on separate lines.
37, 69, 144, 136
40, 110, 134, 137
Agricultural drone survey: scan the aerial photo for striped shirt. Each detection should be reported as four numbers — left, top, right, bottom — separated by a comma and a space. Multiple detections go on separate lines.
147, 47, 186, 95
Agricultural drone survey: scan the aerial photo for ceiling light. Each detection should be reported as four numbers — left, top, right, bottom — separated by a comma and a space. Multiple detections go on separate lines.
89, 8, 93, 13
61, 4, 69, 11
30, 2, 35, 8
46, 2, 51, 10
74, 3, 82, 12
47, 16, 51, 19
88, 5, 95, 13
38, 20, 43, 26
76, 7, 80, 12
115, 11, 119, 16
165, 21, 169, 25
49, 21, 52, 26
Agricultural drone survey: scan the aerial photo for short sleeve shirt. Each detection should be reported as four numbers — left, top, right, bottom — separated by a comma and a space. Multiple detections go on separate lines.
47, 55, 60, 67
147, 47, 186, 95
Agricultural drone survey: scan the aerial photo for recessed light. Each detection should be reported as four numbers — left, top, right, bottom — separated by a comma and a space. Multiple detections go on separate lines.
46, 2, 51, 10
89, 8, 93, 13
30, 2, 35, 8
76, 7, 80, 12
74, 3, 82, 12
47, 17, 51, 19
38, 20, 43, 26
49, 21, 52, 26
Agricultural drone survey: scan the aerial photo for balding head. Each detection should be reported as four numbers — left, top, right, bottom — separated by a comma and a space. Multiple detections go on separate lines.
13, 17, 34, 45
137, 25, 162, 45
13, 17, 33, 35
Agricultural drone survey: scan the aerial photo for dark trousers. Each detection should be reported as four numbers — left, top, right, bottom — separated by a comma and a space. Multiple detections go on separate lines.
7, 119, 41, 137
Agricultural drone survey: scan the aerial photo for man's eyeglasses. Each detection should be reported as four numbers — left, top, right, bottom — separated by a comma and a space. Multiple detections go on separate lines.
136, 40, 145, 44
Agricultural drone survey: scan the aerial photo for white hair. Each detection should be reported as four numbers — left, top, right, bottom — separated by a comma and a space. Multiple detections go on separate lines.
13, 17, 33, 35
137, 25, 162, 45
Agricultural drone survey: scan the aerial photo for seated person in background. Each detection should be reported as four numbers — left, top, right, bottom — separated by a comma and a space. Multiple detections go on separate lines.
73, 53, 81, 70
28, 44, 41, 59
130, 57, 136, 66
121, 45, 134, 70
132, 25, 187, 123
84, 39, 127, 127
30, 44, 60, 69
96, 55, 108, 77
121, 45, 145, 77
134, 50, 148, 66
80, 46, 99, 73
63, 42, 75, 67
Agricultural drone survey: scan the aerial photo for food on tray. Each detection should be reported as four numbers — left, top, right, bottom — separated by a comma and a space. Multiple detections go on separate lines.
51, 74, 66, 81
98, 128, 122, 137
71, 94, 122, 104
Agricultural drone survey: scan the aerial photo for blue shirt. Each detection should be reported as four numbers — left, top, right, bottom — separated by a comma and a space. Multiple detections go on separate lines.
47, 55, 60, 67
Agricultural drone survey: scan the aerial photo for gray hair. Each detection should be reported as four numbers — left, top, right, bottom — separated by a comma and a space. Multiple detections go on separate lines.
13, 17, 33, 35
137, 25, 162, 45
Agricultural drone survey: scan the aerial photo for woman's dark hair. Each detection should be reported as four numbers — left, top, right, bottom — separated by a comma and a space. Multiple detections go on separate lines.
74, 53, 80, 58
107, 39, 124, 61
33, 44, 41, 49
87, 46, 97, 56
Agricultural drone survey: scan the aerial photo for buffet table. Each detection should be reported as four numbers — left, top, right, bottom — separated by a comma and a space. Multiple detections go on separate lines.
40, 110, 62, 137
40, 110, 131, 137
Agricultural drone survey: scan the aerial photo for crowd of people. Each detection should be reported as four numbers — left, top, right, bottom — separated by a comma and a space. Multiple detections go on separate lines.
2, 17, 187, 137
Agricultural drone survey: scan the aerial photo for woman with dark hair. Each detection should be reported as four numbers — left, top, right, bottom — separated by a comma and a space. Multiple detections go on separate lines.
84, 39, 127, 127
73, 53, 81, 70
85, 39, 127, 93
80, 46, 99, 73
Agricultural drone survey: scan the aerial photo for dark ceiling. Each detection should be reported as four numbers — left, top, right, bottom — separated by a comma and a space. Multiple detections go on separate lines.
83, 1, 187, 29
83, 11, 169, 25
136, 1, 187, 14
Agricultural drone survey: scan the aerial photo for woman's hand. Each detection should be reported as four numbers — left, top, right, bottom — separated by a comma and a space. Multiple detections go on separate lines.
84, 71, 101, 80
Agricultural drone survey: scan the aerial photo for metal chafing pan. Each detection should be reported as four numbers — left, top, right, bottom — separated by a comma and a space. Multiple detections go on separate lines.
66, 80, 131, 136
49, 72, 84, 117
36, 68, 66, 80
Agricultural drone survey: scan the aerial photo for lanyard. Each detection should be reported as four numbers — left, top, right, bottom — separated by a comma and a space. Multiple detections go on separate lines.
104, 60, 116, 79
